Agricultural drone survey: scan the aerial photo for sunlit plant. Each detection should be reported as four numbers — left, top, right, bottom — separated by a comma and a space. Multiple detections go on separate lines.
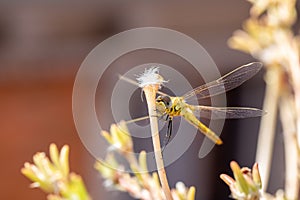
21, 0, 300, 200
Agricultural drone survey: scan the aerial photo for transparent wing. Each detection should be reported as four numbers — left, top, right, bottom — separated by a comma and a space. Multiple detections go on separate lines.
183, 62, 263, 100
191, 105, 265, 119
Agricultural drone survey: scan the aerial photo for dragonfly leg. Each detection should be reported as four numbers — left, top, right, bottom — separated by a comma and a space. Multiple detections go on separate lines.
162, 117, 173, 153
151, 112, 168, 120
140, 90, 144, 102
164, 114, 169, 121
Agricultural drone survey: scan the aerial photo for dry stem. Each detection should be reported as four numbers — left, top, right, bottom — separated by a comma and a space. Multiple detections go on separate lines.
255, 67, 280, 191
279, 92, 299, 199
143, 85, 173, 200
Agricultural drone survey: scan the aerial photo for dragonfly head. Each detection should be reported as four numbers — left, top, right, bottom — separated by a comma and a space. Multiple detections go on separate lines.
156, 95, 172, 109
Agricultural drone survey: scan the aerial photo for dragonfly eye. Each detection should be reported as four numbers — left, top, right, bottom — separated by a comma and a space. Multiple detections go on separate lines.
156, 95, 171, 107
162, 96, 171, 107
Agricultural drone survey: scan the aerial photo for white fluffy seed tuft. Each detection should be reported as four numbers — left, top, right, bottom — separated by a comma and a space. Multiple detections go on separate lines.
136, 67, 166, 88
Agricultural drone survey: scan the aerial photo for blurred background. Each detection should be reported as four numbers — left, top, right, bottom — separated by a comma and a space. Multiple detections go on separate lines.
1, 1, 296, 199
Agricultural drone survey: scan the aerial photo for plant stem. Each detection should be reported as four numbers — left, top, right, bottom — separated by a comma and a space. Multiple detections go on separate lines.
279, 92, 299, 199
287, 40, 300, 148
255, 67, 280, 191
143, 85, 173, 200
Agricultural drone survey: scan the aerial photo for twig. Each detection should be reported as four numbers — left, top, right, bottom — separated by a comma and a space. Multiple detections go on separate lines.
285, 39, 300, 148
279, 91, 299, 199
137, 68, 173, 200
255, 67, 280, 191
143, 85, 173, 200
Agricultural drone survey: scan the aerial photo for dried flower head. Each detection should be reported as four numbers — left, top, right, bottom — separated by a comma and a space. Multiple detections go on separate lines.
97, 123, 196, 200
136, 67, 166, 88
21, 144, 90, 200
220, 161, 262, 200
101, 121, 133, 153
171, 182, 196, 200
21, 144, 70, 193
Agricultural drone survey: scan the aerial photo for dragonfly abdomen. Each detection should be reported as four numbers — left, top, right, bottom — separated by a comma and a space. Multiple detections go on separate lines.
182, 110, 223, 145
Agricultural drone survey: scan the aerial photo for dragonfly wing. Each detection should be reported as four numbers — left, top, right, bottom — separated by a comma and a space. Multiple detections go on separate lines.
183, 62, 263, 100
191, 105, 265, 119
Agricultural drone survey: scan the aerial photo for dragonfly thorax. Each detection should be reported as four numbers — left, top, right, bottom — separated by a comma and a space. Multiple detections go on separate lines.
156, 95, 185, 117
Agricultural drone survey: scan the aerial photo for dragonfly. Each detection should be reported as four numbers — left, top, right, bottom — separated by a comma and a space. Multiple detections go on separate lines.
121, 62, 264, 146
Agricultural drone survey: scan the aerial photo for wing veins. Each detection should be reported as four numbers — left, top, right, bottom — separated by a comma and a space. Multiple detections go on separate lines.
191, 105, 265, 119
183, 62, 263, 100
